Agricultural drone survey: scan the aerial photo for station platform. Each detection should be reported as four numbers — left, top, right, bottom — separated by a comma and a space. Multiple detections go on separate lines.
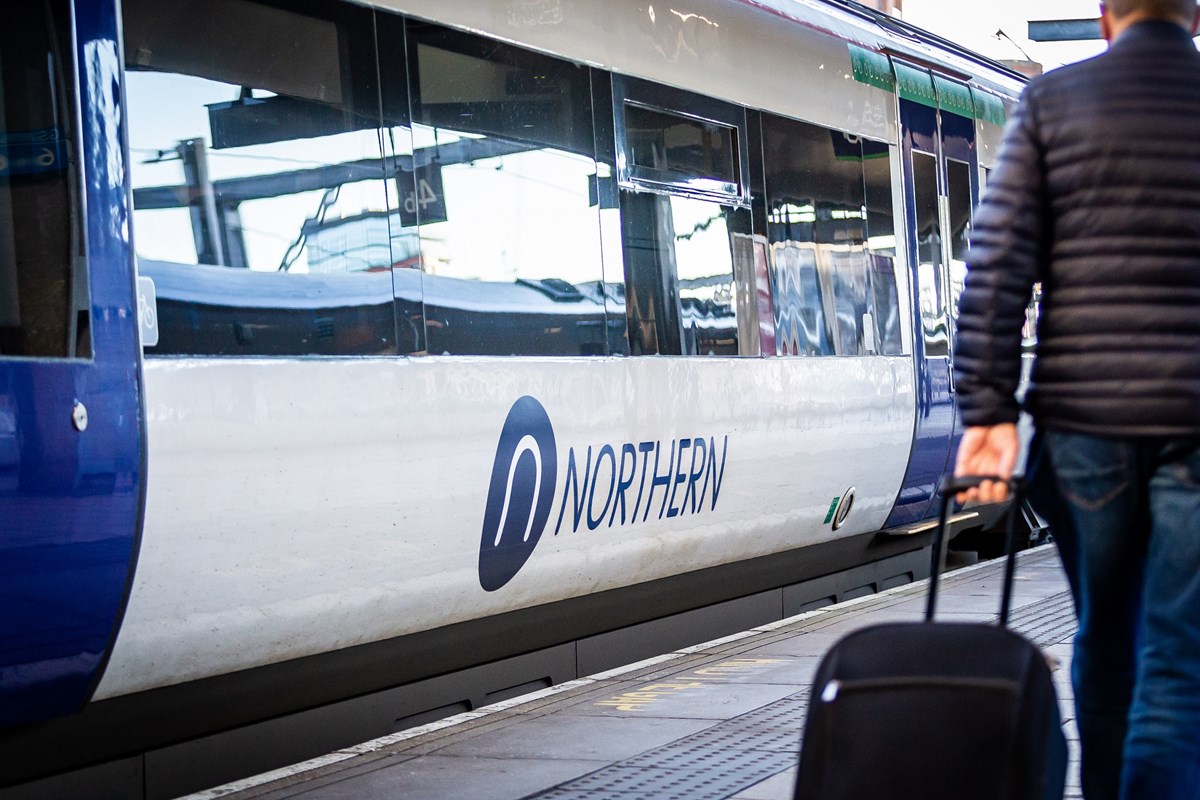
185, 546, 1078, 800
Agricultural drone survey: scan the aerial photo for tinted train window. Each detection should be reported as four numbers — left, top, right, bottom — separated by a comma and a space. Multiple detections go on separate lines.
124, 0, 397, 356
0, 0, 90, 359
763, 115, 882, 357
395, 22, 607, 357
620, 193, 752, 356
912, 151, 947, 358
863, 139, 903, 355
624, 104, 739, 196
617, 78, 749, 204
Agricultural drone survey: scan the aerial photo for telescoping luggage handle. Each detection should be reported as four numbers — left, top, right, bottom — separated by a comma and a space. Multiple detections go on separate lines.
926, 475, 1027, 627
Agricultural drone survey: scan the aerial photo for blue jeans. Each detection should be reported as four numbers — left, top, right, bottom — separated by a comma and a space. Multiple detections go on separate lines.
1030, 430, 1200, 800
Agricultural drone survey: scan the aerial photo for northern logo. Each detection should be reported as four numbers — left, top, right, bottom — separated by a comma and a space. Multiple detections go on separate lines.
478, 396, 558, 592
479, 397, 731, 592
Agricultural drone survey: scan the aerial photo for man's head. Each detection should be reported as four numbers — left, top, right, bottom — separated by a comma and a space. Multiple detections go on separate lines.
1100, 0, 1200, 39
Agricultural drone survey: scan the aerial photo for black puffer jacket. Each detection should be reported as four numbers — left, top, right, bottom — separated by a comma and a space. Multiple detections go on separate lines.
956, 21, 1200, 437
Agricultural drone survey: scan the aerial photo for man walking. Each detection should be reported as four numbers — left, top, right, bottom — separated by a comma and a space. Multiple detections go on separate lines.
953, 1, 1200, 798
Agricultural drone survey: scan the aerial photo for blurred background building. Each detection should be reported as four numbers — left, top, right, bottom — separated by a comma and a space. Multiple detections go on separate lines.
862, 0, 903, 14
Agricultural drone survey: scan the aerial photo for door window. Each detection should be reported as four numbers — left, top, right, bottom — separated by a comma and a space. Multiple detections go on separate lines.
946, 158, 972, 322
0, 0, 89, 359
863, 139, 903, 355
912, 151, 947, 358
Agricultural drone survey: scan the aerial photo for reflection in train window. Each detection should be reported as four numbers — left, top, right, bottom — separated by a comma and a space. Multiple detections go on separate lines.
0, 0, 90, 359
946, 158, 972, 321
124, 0, 397, 356
912, 151, 948, 358
674, 197, 750, 356
400, 22, 608, 357
620, 193, 752, 356
1023, 282, 1043, 349
762, 115, 885, 357
863, 139, 904, 355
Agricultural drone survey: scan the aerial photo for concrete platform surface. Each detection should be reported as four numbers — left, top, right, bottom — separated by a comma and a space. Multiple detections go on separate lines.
184, 546, 1079, 800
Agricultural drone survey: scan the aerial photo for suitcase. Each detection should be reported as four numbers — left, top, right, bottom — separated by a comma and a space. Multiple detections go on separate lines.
794, 476, 1067, 800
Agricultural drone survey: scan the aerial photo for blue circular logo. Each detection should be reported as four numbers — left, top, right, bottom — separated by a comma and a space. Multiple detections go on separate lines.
478, 397, 557, 592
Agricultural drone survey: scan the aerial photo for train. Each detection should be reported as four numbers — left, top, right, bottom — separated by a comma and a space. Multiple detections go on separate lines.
0, 0, 1027, 796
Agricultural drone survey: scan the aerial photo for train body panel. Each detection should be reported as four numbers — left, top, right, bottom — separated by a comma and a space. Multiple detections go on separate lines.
0, 0, 1031, 789
367, 0, 1024, 141
375, 0, 900, 144
95, 353, 914, 698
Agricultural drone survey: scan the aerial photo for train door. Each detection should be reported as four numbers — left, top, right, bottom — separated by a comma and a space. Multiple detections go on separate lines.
0, 0, 144, 727
885, 64, 977, 527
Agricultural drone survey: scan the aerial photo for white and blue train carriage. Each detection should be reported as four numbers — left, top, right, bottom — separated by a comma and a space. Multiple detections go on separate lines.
0, 0, 1026, 795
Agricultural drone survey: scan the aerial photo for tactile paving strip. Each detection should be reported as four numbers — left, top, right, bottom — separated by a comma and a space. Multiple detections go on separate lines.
1007, 591, 1076, 647
524, 593, 1078, 800
524, 690, 809, 800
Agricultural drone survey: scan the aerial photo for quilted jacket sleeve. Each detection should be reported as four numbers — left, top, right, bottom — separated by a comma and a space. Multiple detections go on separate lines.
954, 83, 1048, 427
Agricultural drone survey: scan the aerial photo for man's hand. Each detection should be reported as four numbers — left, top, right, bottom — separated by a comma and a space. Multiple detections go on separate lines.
954, 423, 1019, 504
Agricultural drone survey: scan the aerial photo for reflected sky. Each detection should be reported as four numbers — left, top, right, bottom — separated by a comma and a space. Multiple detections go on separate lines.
127, 72, 385, 273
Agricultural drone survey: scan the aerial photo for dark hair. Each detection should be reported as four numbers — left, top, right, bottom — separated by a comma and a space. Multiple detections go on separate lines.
1104, 0, 1197, 21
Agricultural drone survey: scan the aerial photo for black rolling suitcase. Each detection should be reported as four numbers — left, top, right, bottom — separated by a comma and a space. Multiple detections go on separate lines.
794, 476, 1067, 800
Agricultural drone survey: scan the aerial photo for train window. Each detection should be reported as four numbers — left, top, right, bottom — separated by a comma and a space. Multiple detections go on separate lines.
912, 151, 948, 358
762, 115, 879, 357
0, 0, 90, 359
946, 158, 972, 322
123, 0, 398, 357
610, 78, 754, 358
624, 104, 738, 195
397, 22, 608, 357
863, 139, 904, 355
615, 77, 750, 204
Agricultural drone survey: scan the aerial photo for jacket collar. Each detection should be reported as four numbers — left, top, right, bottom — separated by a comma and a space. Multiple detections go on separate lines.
1112, 19, 1196, 48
